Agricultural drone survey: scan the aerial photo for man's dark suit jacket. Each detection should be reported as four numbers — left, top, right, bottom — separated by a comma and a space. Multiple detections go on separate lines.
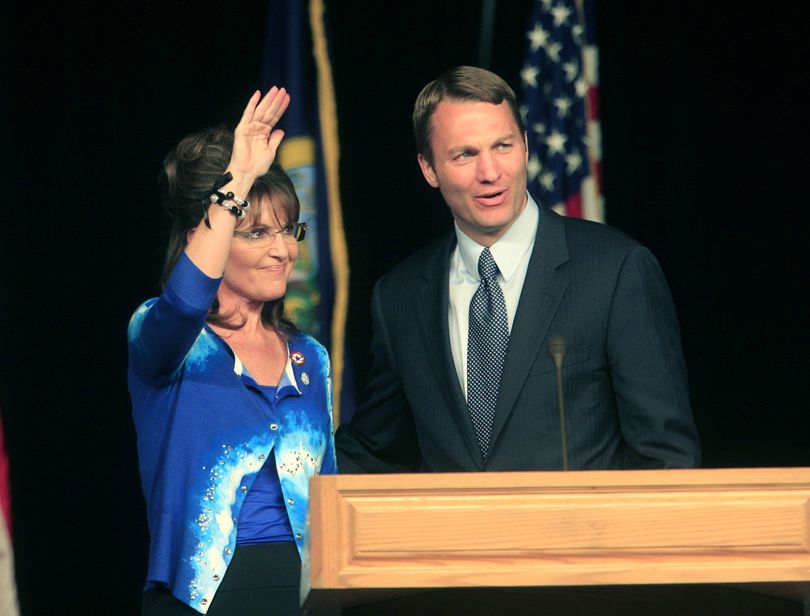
336, 204, 700, 473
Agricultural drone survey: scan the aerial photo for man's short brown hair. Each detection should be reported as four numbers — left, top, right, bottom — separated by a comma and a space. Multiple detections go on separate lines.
412, 66, 525, 165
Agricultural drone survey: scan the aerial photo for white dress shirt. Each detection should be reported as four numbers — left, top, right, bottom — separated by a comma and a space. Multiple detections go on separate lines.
448, 194, 539, 398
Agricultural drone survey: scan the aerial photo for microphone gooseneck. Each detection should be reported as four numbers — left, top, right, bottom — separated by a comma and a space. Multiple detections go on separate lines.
547, 335, 568, 470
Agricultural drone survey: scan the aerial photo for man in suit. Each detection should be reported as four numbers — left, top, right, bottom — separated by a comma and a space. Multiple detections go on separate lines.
336, 66, 700, 473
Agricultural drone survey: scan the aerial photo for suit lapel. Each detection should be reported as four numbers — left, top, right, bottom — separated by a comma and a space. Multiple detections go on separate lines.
489, 206, 570, 451
412, 235, 486, 469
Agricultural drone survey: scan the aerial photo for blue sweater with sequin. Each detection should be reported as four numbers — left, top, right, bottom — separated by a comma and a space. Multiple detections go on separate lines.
128, 253, 336, 614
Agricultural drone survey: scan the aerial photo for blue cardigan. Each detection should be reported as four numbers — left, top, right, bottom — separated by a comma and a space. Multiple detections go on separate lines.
128, 253, 336, 613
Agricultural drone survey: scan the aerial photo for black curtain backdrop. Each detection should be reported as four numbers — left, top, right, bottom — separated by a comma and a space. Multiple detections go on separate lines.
2, 2, 807, 614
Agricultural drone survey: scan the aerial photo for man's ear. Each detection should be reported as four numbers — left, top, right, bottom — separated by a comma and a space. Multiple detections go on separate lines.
417, 154, 439, 188
523, 130, 529, 165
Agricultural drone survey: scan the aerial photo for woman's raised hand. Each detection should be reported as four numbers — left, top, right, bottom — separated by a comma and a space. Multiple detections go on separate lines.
228, 87, 291, 181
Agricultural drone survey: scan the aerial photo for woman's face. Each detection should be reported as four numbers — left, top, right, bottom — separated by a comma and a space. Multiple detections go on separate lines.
218, 195, 298, 307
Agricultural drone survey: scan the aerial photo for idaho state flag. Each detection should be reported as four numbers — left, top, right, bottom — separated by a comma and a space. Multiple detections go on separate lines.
261, 0, 353, 423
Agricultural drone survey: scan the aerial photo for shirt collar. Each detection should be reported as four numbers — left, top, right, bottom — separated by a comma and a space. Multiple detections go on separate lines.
234, 338, 303, 399
277, 352, 301, 397
454, 193, 539, 282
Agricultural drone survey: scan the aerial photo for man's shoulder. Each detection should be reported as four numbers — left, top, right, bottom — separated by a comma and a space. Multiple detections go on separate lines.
551, 208, 637, 249
377, 233, 454, 289
538, 206, 642, 266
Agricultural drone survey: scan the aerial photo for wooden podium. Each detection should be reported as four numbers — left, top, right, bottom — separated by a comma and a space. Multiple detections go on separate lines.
302, 468, 810, 615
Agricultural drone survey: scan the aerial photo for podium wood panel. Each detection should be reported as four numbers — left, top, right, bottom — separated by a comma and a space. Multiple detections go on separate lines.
302, 468, 810, 610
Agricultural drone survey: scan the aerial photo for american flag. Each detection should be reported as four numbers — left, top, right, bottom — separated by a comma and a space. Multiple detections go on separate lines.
520, 0, 603, 221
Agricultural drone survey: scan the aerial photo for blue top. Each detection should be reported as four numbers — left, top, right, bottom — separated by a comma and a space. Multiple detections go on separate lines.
235, 385, 294, 546
128, 253, 337, 614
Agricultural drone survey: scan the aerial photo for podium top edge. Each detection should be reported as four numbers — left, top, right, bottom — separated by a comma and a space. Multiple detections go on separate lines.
317, 467, 810, 490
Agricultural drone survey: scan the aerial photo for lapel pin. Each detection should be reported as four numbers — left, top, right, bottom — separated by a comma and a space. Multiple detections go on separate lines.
290, 351, 305, 366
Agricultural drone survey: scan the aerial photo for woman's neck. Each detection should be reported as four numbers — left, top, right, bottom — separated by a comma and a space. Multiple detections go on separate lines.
215, 290, 266, 333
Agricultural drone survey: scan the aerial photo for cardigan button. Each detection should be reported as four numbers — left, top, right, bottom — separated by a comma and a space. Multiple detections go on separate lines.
287, 498, 295, 506
240, 485, 248, 494
269, 423, 279, 431
295, 533, 303, 540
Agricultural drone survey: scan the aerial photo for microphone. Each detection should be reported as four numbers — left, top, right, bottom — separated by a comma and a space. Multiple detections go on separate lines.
547, 335, 568, 471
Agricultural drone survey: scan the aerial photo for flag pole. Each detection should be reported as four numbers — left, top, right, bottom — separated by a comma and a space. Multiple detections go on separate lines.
478, 0, 497, 69
309, 0, 349, 426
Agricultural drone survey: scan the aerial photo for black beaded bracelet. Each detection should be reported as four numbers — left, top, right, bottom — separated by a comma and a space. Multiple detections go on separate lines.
208, 189, 249, 210
208, 198, 245, 220
201, 172, 250, 228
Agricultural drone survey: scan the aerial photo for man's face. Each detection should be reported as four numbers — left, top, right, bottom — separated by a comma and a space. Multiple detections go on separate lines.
418, 99, 528, 247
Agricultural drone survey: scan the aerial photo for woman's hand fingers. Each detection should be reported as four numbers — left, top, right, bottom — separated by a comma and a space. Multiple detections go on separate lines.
229, 86, 290, 179
266, 129, 286, 162
242, 86, 288, 136
237, 90, 263, 129
253, 86, 283, 120
259, 88, 290, 128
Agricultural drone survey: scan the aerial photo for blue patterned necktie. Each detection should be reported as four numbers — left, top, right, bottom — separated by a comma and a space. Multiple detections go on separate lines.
467, 247, 510, 459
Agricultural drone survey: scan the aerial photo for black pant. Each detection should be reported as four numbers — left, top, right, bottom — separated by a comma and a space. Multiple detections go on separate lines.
142, 542, 301, 616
